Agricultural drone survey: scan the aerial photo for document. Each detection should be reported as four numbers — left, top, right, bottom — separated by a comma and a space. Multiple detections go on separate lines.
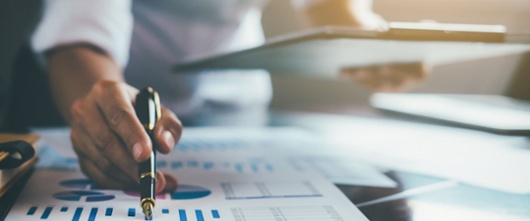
5, 127, 392, 221
33, 127, 396, 188
282, 113, 530, 194
7, 170, 365, 221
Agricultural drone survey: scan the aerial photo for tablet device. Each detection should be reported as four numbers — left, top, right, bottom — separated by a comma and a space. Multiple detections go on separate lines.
370, 93, 530, 135
173, 22, 530, 78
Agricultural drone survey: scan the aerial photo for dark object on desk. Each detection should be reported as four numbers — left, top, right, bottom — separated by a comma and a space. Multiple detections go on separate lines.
172, 23, 524, 78
135, 87, 161, 219
0, 133, 39, 198
0, 168, 33, 221
0, 140, 35, 169
371, 94, 530, 135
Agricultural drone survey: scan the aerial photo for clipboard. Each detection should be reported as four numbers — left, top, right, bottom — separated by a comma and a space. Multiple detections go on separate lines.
173, 22, 530, 78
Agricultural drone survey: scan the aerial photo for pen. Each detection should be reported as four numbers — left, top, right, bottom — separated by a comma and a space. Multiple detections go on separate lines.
135, 87, 161, 219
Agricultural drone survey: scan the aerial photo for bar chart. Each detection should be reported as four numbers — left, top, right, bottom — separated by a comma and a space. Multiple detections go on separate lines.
25, 206, 222, 221
175, 138, 259, 152
7, 128, 369, 221
156, 159, 274, 174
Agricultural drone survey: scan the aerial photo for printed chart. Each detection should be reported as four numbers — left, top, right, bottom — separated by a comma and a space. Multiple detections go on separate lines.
25, 206, 222, 221
157, 159, 274, 174
7, 128, 370, 221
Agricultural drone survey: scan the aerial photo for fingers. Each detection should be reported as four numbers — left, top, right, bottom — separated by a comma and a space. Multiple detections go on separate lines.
154, 107, 183, 154
70, 86, 140, 181
155, 170, 179, 194
73, 133, 138, 190
69, 80, 181, 193
74, 125, 177, 193
164, 173, 178, 192
352, 9, 388, 30
342, 62, 430, 92
78, 154, 139, 190
78, 157, 133, 190
91, 81, 152, 162
71, 120, 139, 184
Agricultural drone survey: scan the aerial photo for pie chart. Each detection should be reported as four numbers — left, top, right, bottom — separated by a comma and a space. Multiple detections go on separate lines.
124, 184, 211, 200
53, 190, 115, 202
170, 184, 212, 200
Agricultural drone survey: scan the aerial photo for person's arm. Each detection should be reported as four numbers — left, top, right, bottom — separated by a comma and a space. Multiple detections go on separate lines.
32, 0, 180, 192
291, 0, 429, 92
46, 45, 123, 121
46, 45, 179, 192
291, 0, 386, 29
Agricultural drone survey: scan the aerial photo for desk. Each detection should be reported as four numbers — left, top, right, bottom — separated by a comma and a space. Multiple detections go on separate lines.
269, 110, 530, 221
344, 172, 530, 221
2, 111, 529, 220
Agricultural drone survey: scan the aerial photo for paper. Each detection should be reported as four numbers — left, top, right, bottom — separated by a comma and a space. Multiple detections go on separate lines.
7, 170, 365, 221
279, 113, 530, 194
31, 127, 396, 188
6, 127, 396, 220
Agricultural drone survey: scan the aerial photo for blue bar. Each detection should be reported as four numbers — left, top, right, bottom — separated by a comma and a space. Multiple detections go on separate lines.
88, 208, 98, 221
235, 163, 243, 172
72, 207, 83, 221
251, 163, 259, 172
179, 209, 187, 221
40, 207, 52, 219
266, 164, 274, 172
172, 161, 183, 169
128, 208, 135, 217
105, 208, 113, 216
212, 210, 220, 219
196, 210, 204, 221
27, 206, 37, 215
60, 207, 68, 212
162, 209, 169, 214
203, 162, 214, 170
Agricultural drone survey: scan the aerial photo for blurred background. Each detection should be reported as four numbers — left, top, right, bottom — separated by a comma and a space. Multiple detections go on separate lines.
1, 0, 530, 131
262, 0, 530, 113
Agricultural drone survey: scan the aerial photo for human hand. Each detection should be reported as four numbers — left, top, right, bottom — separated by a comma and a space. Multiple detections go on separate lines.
293, 0, 387, 30
340, 62, 430, 92
69, 80, 181, 193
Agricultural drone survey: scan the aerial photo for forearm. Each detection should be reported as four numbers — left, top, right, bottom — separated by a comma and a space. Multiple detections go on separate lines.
45, 44, 124, 122
291, 0, 382, 28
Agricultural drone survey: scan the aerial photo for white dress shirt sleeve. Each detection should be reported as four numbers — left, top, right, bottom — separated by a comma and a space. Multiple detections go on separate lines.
31, 0, 133, 68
